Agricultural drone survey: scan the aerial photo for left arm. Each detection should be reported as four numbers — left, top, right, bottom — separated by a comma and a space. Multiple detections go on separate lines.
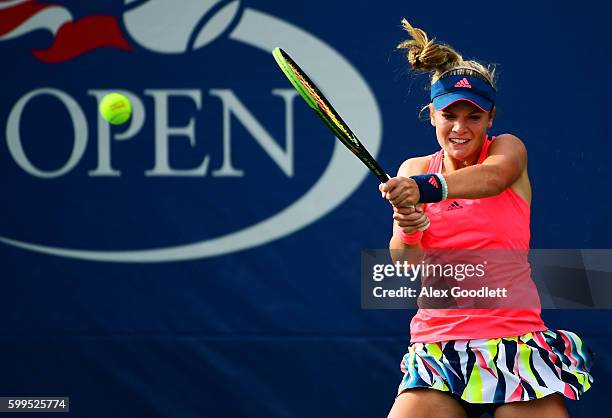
445, 134, 527, 199
381, 134, 527, 206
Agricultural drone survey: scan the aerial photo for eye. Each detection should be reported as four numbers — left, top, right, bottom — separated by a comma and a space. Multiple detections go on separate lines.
469, 115, 482, 121
442, 114, 455, 120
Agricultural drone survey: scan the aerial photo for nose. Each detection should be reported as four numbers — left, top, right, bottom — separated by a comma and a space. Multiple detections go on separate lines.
452, 119, 468, 135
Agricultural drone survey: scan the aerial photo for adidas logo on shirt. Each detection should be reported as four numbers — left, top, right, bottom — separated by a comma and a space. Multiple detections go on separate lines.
447, 201, 463, 211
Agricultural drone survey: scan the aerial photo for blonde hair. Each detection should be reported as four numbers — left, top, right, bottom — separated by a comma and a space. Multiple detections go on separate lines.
397, 18, 496, 88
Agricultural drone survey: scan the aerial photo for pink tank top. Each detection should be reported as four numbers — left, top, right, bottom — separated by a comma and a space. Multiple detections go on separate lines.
409, 136, 547, 343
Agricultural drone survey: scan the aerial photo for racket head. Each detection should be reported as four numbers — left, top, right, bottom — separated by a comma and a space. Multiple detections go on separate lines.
272, 48, 378, 164
272, 48, 318, 110
273, 48, 429, 230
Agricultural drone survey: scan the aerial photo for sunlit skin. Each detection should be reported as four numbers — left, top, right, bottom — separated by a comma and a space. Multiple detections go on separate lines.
379, 101, 494, 231
430, 101, 495, 171
387, 391, 569, 418
380, 100, 532, 236
382, 101, 569, 418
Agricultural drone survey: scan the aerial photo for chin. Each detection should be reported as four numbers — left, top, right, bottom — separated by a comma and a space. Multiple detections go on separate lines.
446, 148, 471, 158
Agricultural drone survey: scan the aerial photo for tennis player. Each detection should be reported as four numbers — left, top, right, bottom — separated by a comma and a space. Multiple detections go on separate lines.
379, 19, 594, 418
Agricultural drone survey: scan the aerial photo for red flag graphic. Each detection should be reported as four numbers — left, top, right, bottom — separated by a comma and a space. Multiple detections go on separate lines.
33, 15, 134, 63
0, 0, 50, 37
0, 0, 134, 63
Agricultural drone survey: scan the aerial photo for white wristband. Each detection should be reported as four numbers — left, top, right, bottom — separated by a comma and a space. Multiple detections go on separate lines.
435, 173, 448, 201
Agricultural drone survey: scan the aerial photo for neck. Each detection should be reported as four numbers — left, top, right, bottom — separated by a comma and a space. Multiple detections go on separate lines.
442, 153, 479, 173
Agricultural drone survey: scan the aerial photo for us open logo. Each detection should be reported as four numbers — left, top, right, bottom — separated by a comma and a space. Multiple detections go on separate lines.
0, 0, 382, 262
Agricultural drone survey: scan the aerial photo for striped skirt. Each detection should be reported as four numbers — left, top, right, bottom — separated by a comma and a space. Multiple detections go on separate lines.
398, 329, 594, 404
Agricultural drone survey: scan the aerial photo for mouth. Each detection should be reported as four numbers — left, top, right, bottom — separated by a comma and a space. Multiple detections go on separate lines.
449, 137, 470, 145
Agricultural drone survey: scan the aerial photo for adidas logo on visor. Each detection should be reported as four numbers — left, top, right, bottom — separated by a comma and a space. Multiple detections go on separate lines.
454, 78, 472, 88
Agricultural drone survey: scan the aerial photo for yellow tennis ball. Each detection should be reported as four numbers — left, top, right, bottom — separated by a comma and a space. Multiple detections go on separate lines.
99, 93, 132, 125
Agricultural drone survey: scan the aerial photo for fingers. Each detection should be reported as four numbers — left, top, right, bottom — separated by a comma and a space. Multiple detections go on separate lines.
380, 181, 401, 200
378, 183, 429, 234
381, 179, 427, 228
415, 215, 430, 230
387, 186, 408, 202
394, 210, 429, 228
393, 206, 417, 215
403, 215, 430, 233
380, 177, 402, 193
396, 216, 426, 228
380, 177, 420, 206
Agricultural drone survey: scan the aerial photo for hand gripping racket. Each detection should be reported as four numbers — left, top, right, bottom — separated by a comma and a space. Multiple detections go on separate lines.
272, 47, 429, 231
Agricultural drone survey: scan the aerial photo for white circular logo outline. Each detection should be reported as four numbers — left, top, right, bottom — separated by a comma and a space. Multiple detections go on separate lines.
0, 8, 382, 262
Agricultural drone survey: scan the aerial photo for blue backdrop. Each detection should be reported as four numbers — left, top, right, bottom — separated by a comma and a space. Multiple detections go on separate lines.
1, 1, 609, 417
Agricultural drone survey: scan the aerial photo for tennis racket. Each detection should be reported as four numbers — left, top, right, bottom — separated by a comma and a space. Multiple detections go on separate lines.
273, 47, 387, 182
272, 47, 429, 231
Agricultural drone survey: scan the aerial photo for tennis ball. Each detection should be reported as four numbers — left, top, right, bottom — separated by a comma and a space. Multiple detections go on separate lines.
99, 93, 132, 125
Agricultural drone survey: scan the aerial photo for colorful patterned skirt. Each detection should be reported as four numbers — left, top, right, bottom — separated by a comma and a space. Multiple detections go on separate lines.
398, 330, 593, 412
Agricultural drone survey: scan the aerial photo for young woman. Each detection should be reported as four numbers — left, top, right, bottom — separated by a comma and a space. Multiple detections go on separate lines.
379, 19, 594, 418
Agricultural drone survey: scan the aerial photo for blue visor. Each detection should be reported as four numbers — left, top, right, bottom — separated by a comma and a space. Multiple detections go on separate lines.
430, 74, 496, 111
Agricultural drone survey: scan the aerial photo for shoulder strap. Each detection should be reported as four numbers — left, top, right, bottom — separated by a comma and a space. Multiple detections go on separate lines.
477, 135, 496, 164
427, 150, 444, 174
432, 135, 496, 172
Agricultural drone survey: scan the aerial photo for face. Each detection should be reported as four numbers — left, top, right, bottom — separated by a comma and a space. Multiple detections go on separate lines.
430, 101, 495, 164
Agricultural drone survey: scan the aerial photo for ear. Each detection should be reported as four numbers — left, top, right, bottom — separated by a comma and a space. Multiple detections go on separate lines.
487, 106, 496, 129
429, 104, 436, 127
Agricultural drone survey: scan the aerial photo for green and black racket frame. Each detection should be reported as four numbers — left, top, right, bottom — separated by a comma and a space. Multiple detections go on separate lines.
272, 47, 429, 231
272, 47, 389, 183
